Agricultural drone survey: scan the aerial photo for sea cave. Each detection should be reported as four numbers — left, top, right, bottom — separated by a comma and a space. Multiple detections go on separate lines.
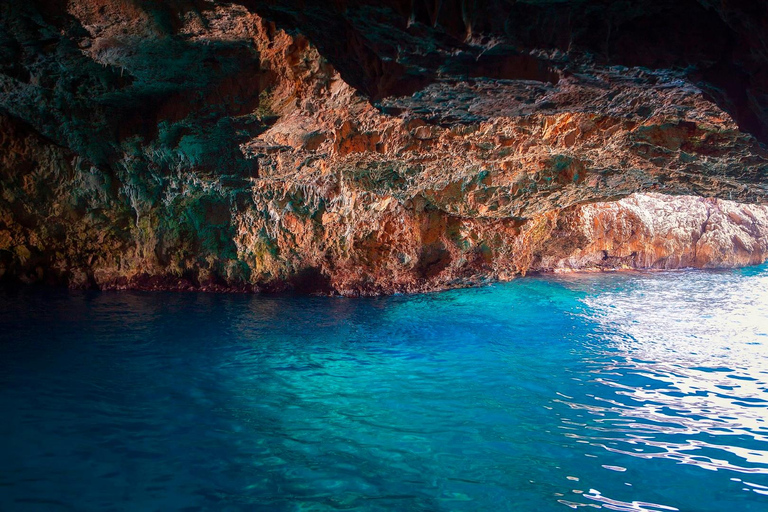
1, 1, 767, 510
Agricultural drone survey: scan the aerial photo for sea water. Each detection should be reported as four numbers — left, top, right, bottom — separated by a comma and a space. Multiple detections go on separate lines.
1, 266, 767, 511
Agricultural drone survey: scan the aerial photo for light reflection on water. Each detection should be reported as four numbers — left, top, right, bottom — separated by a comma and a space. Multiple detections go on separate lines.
0, 266, 767, 511
551, 268, 768, 510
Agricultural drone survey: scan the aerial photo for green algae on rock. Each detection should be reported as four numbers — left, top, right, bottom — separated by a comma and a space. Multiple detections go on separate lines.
1, 1, 768, 295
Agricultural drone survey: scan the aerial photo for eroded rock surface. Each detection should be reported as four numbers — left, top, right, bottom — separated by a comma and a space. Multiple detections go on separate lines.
1, 1, 768, 294
537, 194, 768, 272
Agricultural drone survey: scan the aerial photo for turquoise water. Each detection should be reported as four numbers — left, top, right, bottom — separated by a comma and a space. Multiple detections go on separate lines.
1, 267, 768, 511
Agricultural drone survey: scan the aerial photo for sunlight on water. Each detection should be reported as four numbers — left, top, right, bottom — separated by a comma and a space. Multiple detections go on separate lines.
1, 265, 767, 511
546, 268, 768, 510
577, 270, 768, 473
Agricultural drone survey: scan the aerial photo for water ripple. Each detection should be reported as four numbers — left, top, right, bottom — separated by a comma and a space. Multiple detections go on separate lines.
1, 267, 768, 511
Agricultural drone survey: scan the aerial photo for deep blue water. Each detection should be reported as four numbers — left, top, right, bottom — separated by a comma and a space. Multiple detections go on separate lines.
2, 267, 768, 512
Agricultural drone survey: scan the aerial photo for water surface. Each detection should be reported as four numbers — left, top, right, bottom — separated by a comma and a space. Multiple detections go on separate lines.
2, 266, 768, 511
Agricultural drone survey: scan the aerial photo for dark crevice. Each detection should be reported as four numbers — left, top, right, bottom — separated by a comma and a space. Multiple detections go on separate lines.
288, 267, 334, 295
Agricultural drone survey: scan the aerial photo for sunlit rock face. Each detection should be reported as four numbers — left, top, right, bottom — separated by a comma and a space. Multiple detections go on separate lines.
1, 1, 768, 294
536, 194, 768, 272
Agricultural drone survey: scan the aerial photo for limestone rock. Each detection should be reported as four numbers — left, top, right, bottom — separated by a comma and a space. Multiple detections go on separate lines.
537, 194, 768, 272
1, 1, 768, 294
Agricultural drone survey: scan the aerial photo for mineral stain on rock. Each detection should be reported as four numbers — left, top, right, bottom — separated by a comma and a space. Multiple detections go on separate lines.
1, 1, 767, 295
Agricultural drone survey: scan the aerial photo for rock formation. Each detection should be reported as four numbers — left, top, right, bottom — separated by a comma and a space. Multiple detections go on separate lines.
539, 193, 768, 272
1, 1, 767, 294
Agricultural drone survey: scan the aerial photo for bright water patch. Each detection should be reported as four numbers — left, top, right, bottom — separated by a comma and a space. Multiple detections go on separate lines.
1, 266, 767, 511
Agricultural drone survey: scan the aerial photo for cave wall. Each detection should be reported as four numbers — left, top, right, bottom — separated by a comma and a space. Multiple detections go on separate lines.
241, 0, 768, 144
1, 1, 767, 294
